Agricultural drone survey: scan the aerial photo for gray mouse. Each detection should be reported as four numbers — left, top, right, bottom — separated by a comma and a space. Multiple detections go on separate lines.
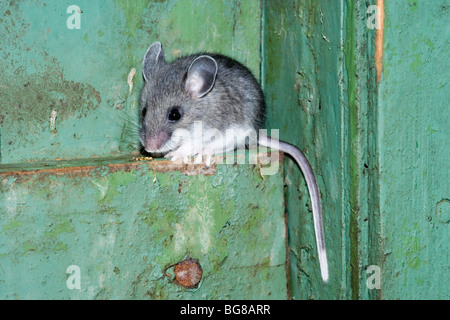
139, 42, 328, 283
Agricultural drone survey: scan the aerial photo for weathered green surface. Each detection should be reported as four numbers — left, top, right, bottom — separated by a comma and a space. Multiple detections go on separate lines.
1, 0, 448, 300
0, 158, 287, 299
0, 0, 261, 164
263, 0, 449, 300
0, 0, 288, 300
342, 0, 449, 299
377, 0, 449, 299
262, 0, 348, 299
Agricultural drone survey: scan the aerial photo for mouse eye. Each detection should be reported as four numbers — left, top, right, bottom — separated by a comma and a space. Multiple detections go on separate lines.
168, 106, 183, 122
141, 106, 148, 119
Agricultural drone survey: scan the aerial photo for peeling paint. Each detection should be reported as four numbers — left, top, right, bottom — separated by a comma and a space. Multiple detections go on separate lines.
0, 0, 261, 164
114, 0, 148, 38
263, 0, 346, 298
0, 158, 287, 299
436, 199, 450, 224
0, 0, 290, 300
379, 0, 449, 299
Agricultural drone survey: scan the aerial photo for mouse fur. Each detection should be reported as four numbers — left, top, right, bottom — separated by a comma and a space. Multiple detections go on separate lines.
139, 42, 264, 156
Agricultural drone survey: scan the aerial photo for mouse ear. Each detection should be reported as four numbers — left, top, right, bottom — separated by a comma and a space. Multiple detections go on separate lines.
185, 55, 218, 99
143, 42, 166, 82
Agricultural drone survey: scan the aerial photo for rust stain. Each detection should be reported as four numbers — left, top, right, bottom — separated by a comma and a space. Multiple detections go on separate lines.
375, 0, 385, 83
0, 158, 218, 179
173, 258, 203, 289
0, 151, 282, 179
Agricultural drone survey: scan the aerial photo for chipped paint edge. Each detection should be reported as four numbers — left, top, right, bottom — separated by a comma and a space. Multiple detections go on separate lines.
375, 0, 385, 83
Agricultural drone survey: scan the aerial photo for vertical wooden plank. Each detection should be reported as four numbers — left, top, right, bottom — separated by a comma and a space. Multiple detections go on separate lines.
344, 0, 383, 300
378, 0, 449, 299
262, 0, 348, 298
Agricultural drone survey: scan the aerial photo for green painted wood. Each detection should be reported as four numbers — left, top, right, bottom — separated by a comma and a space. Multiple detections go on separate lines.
344, 0, 449, 300
0, 157, 287, 299
0, 0, 261, 164
1, 0, 447, 301
262, 0, 348, 299
263, 0, 449, 300
377, 0, 449, 299
0, 0, 288, 300
344, 0, 382, 300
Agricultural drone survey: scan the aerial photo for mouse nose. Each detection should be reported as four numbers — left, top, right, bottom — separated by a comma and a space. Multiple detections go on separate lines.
145, 131, 168, 152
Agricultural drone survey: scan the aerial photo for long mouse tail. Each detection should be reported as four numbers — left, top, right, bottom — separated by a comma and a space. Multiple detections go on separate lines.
258, 134, 328, 283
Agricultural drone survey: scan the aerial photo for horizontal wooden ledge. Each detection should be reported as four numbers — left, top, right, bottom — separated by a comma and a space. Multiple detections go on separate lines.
0, 149, 282, 177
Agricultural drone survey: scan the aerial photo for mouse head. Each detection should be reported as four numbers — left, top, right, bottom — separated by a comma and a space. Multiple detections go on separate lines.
139, 42, 218, 154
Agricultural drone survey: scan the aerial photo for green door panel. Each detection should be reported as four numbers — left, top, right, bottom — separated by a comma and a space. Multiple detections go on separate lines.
0, 156, 287, 299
